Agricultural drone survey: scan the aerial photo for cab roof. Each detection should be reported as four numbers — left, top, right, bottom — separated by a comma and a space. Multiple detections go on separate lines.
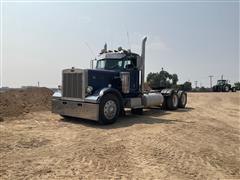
97, 51, 140, 60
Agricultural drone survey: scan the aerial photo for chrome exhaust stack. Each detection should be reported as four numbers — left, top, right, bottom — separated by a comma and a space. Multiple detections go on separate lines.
141, 36, 147, 93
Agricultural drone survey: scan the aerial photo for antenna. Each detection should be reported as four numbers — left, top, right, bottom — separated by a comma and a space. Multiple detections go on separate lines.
84, 42, 95, 58
84, 42, 97, 69
127, 31, 131, 50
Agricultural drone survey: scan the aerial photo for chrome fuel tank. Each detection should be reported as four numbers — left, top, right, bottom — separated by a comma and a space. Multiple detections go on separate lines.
142, 93, 164, 107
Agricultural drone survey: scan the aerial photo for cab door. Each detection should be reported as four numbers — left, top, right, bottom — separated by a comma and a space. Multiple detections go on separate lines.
123, 60, 139, 95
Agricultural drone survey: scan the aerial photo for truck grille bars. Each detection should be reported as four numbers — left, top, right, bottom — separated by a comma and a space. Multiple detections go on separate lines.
62, 71, 83, 99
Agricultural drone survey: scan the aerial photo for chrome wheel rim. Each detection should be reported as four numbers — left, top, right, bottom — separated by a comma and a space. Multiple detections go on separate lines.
181, 94, 186, 105
104, 100, 117, 120
172, 94, 178, 107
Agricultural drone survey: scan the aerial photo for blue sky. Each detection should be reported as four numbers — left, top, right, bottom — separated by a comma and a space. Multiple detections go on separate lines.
1, 1, 239, 88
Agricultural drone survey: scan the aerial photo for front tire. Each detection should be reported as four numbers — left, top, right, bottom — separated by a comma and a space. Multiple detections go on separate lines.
99, 94, 120, 125
166, 92, 179, 110
224, 86, 230, 92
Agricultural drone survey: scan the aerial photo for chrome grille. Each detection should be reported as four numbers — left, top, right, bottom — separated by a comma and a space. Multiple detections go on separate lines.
63, 72, 83, 98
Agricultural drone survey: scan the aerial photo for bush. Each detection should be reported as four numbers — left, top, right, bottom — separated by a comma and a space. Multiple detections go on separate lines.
178, 81, 192, 91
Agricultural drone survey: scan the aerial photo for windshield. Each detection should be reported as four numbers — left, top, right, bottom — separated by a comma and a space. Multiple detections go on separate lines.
217, 80, 227, 85
96, 59, 136, 70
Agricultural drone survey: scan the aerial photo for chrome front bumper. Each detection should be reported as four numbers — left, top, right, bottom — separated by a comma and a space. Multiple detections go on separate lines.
52, 98, 99, 121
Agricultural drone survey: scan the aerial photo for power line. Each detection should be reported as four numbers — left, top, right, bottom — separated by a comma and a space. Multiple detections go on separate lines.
208, 75, 214, 88
194, 81, 198, 88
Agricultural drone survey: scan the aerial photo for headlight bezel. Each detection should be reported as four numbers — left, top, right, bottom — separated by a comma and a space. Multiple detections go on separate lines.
86, 86, 93, 95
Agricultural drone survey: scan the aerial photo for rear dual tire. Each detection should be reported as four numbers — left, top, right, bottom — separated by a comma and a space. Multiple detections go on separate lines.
165, 91, 187, 110
166, 92, 179, 110
178, 91, 187, 108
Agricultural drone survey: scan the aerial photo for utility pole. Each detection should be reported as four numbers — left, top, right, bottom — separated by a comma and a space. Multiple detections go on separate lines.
194, 81, 198, 88
37, 81, 40, 87
221, 74, 223, 80
208, 75, 214, 88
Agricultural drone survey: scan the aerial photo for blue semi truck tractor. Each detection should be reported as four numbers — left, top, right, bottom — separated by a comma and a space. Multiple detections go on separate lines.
52, 37, 187, 124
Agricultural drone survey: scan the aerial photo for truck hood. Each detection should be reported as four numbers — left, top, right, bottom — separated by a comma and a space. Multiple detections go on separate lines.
87, 69, 121, 92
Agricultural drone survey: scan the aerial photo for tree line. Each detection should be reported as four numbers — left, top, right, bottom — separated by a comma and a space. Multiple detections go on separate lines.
146, 68, 240, 92
146, 68, 192, 91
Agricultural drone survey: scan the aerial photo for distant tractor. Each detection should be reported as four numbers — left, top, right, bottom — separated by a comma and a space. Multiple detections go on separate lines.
212, 80, 236, 92
52, 37, 188, 124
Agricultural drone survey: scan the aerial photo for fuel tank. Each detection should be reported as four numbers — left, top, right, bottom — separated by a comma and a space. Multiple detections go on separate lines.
142, 93, 164, 107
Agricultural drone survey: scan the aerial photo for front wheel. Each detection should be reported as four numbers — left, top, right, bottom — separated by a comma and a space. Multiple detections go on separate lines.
166, 92, 179, 110
232, 87, 236, 92
99, 94, 120, 125
224, 86, 230, 92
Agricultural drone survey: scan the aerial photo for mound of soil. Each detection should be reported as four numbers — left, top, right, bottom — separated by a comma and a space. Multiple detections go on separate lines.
0, 87, 53, 118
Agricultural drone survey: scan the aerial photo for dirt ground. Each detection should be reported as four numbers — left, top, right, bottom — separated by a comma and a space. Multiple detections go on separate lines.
0, 92, 240, 179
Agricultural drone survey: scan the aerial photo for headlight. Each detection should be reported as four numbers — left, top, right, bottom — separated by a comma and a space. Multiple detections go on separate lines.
87, 86, 93, 94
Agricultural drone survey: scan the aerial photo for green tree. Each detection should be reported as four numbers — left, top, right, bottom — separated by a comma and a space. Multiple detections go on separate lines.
147, 68, 178, 89
179, 81, 192, 91
172, 74, 178, 85
147, 72, 161, 88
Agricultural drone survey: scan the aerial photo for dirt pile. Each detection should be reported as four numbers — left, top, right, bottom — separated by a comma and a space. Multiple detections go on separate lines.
0, 87, 53, 118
